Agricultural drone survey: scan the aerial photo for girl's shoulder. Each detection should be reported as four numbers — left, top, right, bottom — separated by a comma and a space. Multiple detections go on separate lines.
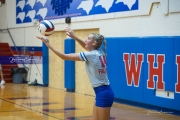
93, 50, 105, 56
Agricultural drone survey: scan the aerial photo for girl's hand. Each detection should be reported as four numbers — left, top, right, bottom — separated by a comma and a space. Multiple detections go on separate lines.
36, 36, 50, 46
64, 27, 76, 39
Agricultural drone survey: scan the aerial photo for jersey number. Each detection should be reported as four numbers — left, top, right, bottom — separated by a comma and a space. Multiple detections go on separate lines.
99, 56, 107, 68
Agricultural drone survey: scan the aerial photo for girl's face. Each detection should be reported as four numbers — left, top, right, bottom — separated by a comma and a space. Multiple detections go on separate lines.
85, 34, 97, 51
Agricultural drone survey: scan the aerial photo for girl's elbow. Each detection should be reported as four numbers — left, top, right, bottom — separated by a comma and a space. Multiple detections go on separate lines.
58, 54, 66, 60
62, 56, 67, 60
62, 54, 71, 60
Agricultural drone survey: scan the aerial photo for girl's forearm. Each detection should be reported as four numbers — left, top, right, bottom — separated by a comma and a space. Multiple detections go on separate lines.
73, 36, 86, 49
48, 44, 66, 59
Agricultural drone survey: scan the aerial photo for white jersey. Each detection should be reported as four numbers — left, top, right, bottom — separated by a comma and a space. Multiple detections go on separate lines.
78, 50, 110, 87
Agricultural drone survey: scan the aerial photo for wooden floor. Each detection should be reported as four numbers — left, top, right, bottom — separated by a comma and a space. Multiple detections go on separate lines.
0, 84, 179, 120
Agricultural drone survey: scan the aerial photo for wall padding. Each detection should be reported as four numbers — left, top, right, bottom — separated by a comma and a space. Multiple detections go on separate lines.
173, 36, 180, 111
64, 38, 75, 91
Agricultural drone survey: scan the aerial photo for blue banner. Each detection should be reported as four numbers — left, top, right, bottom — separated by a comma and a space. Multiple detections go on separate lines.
0, 56, 44, 64
16, 0, 138, 23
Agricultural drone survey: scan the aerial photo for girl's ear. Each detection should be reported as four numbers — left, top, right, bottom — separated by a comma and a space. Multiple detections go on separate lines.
92, 40, 98, 46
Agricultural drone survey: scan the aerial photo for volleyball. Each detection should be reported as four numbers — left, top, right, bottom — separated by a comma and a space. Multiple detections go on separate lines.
38, 20, 55, 36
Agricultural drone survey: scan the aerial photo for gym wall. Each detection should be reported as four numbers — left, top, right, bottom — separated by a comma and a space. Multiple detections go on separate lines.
0, 0, 179, 111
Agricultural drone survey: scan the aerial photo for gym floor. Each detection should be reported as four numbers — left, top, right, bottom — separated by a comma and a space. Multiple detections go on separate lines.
0, 84, 179, 120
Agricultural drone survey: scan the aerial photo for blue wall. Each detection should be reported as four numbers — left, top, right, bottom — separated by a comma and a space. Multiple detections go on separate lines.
173, 37, 180, 111
105, 36, 180, 111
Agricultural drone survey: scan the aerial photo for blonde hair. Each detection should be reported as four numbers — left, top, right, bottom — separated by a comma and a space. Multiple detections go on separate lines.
91, 33, 107, 56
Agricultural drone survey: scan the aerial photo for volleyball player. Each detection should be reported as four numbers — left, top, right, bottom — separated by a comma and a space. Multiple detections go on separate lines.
36, 27, 114, 120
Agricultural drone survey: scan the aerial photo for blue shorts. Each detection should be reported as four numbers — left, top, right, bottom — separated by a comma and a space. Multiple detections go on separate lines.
93, 85, 114, 107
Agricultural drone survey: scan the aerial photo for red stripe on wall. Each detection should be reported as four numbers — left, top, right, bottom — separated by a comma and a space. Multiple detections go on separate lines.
12, 51, 42, 56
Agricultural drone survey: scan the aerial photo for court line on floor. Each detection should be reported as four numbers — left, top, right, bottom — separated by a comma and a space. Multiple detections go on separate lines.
0, 98, 62, 120
0, 110, 25, 112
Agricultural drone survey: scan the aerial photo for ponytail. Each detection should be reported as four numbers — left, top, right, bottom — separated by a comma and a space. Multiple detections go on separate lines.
103, 38, 107, 56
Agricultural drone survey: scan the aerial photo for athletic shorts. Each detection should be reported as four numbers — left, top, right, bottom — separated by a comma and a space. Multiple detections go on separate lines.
93, 85, 114, 107
0, 64, 2, 70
